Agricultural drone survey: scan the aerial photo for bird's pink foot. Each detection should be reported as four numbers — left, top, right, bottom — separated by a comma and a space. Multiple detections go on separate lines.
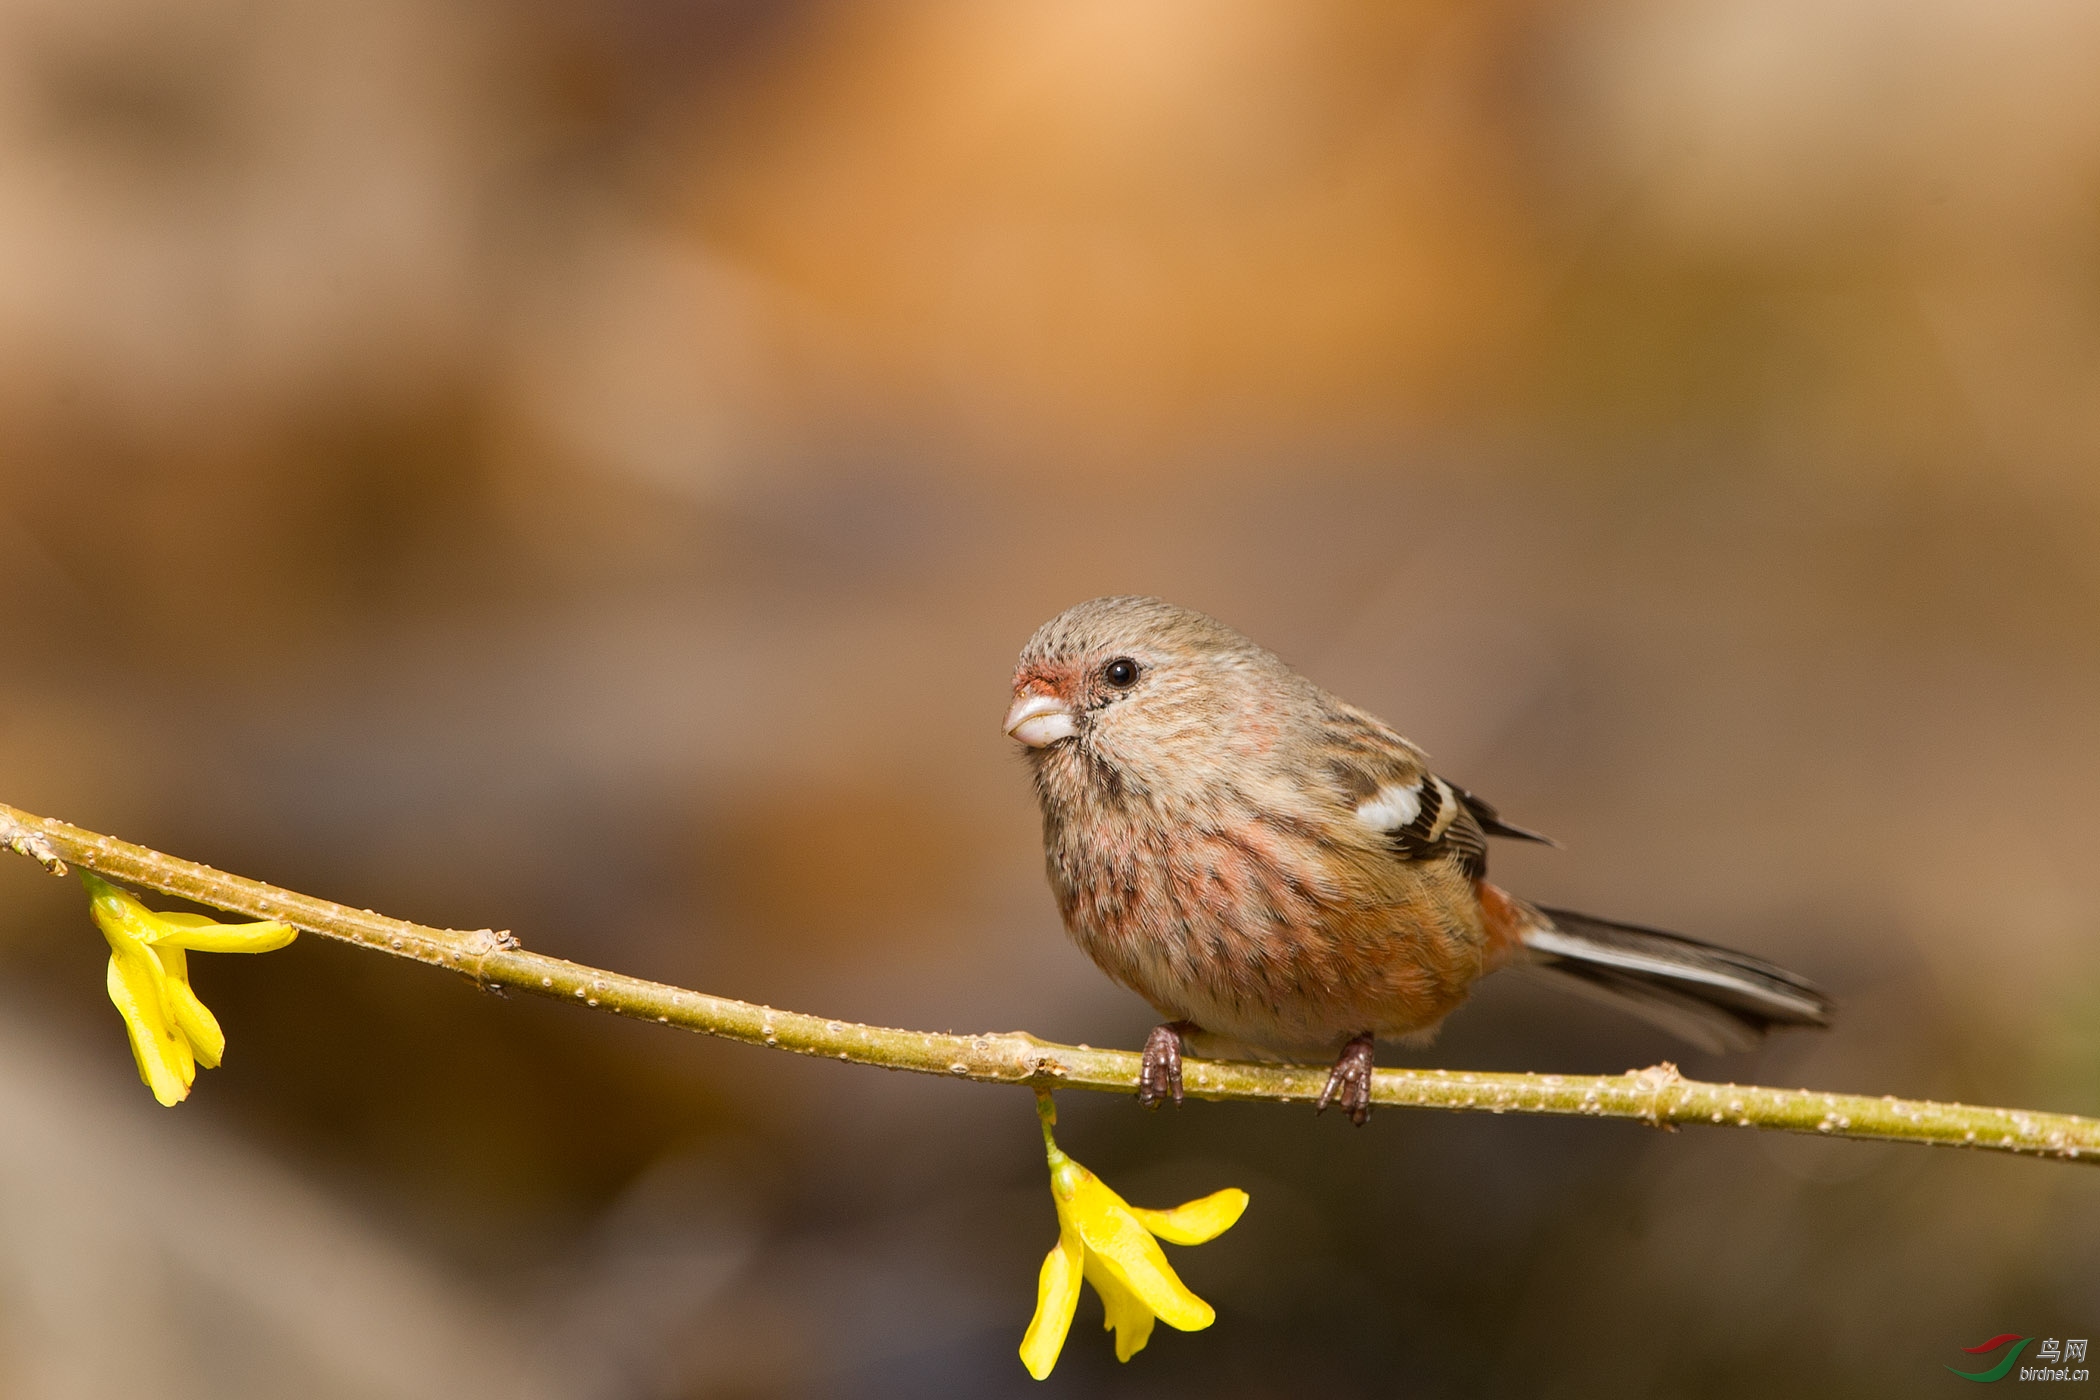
1138, 1021, 1198, 1108
1316, 1033, 1376, 1126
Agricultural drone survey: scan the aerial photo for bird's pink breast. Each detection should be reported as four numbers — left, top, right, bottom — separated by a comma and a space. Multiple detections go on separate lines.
1045, 804, 1491, 1057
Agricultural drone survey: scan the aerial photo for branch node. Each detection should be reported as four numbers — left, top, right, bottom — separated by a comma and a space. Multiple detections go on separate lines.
0, 816, 67, 876
1632, 1061, 1684, 1129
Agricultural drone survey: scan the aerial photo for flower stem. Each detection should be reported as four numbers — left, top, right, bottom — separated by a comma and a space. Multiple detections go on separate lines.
4, 800, 2097, 1165
1036, 1088, 1063, 1157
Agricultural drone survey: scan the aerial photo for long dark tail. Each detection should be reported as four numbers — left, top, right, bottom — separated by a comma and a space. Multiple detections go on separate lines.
1519, 905, 1833, 1054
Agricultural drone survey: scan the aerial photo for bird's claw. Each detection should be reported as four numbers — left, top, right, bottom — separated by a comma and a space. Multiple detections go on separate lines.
1138, 1022, 1192, 1108
1316, 1033, 1376, 1126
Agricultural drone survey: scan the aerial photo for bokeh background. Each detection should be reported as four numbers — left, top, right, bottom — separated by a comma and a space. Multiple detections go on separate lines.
3, 0, 2099, 1395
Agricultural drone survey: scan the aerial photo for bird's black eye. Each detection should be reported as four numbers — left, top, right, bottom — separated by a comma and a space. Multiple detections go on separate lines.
1102, 657, 1139, 689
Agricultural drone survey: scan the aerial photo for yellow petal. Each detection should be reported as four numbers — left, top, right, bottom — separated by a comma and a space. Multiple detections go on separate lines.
92, 894, 198, 1083
105, 950, 192, 1106
156, 945, 227, 1068
149, 910, 298, 954
1132, 1188, 1250, 1245
83, 875, 296, 954
156, 955, 197, 1085
1082, 1250, 1157, 1362
85, 875, 160, 950
1020, 1224, 1084, 1381
1061, 1173, 1215, 1332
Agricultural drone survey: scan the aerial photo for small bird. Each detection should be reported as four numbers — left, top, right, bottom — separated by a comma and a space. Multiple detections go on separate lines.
1004, 596, 1831, 1124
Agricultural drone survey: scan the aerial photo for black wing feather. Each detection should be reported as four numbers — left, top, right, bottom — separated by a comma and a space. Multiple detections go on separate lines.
1387, 777, 1489, 879
1453, 784, 1558, 847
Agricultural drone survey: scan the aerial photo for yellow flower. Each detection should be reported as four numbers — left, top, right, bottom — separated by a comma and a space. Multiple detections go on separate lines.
83, 873, 296, 1106
1020, 1092, 1249, 1379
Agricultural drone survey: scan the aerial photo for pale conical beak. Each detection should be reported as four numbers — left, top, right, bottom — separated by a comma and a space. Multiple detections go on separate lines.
1004, 692, 1077, 747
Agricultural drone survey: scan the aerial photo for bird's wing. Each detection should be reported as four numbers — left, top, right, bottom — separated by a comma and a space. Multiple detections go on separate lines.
1314, 705, 1553, 879
1449, 784, 1558, 847
1315, 732, 1485, 878
1357, 769, 1489, 878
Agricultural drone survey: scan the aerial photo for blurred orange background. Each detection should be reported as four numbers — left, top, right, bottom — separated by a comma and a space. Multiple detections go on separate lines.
2, 1, 2098, 1395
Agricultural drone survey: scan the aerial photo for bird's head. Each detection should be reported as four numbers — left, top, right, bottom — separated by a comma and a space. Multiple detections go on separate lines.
1005, 597, 1299, 810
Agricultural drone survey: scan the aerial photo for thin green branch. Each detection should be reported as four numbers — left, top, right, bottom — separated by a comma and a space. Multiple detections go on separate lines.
4, 800, 2096, 1164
